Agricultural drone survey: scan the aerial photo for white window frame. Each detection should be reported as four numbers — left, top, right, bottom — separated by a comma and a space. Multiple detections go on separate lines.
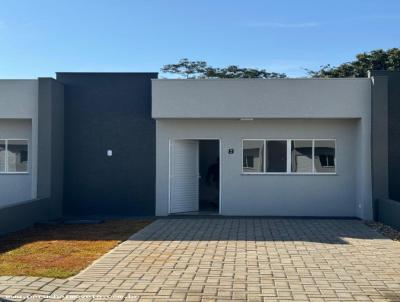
241, 139, 336, 175
0, 139, 29, 174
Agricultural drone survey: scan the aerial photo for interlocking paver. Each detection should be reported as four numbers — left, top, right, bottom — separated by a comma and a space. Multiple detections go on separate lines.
1, 218, 400, 301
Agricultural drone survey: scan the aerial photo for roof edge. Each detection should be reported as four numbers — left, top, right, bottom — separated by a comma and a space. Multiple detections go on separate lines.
56, 72, 158, 75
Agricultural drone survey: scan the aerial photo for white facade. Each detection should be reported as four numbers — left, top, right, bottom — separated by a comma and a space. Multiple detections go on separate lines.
0, 80, 38, 207
153, 78, 373, 219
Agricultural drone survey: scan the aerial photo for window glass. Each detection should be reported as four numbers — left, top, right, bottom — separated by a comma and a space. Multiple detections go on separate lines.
7, 140, 28, 172
314, 140, 335, 173
266, 140, 287, 172
0, 140, 5, 172
243, 140, 264, 172
291, 140, 312, 173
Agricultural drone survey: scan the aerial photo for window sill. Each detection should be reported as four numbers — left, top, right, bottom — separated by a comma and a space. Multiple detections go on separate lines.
241, 172, 337, 176
0, 172, 30, 175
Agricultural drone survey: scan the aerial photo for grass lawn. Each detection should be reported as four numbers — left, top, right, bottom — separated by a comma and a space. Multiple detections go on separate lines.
0, 219, 152, 279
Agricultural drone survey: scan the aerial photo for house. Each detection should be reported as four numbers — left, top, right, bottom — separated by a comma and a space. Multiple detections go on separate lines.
0, 72, 398, 234
152, 78, 372, 218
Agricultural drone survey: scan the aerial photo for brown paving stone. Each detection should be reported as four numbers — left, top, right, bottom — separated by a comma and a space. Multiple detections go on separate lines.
1, 219, 400, 301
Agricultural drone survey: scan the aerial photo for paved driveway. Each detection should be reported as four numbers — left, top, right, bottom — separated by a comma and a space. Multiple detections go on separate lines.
1, 218, 400, 301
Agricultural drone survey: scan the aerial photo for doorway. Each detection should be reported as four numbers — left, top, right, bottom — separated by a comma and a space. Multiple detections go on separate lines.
169, 139, 220, 214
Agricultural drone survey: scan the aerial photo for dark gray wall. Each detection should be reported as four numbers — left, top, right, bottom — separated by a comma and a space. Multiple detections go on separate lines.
0, 198, 52, 235
37, 78, 64, 218
371, 71, 400, 201
375, 198, 400, 231
370, 75, 389, 204
56, 73, 157, 216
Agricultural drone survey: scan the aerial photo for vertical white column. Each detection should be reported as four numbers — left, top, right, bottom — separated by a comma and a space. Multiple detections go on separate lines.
312, 140, 315, 174
263, 140, 266, 172
286, 140, 291, 173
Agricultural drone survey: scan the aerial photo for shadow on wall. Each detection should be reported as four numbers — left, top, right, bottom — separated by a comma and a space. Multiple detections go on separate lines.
128, 218, 387, 244
375, 198, 400, 231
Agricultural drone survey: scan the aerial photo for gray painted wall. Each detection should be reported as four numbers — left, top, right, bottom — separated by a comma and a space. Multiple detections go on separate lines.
0, 78, 64, 235
152, 78, 371, 118
370, 71, 400, 229
156, 119, 366, 217
371, 71, 400, 202
0, 80, 38, 119
0, 80, 38, 205
370, 75, 389, 205
154, 78, 373, 219
37, 78, 64, 218
0, 198, 52, 235
375, 198, 400, 230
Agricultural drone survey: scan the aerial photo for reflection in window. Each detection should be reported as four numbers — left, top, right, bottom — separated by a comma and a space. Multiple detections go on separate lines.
266, 140, 287, 172
0, 140, 5, 172
314, 140, 335, 173
243, 155, 254, 168
243, 140, 264, 173
7, 140, 28, 172
291, 140, 312, 173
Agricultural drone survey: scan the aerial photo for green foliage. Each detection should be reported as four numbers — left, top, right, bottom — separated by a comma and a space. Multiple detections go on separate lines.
161, 59, 209, 79
161, 58, 286, 79
308, 48, 400, 78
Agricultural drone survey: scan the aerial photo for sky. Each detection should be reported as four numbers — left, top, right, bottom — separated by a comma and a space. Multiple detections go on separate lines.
0, 0, 399, 78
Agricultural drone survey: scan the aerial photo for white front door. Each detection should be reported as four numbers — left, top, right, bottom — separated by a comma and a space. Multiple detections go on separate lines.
170, 140, 199, 213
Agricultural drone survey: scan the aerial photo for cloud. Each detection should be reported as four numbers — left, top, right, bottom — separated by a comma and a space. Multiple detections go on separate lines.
248, 22, 319, 29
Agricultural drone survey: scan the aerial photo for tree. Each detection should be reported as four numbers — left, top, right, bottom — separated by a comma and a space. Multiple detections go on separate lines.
206, 65, 286, 79
161, 58, 286, 79
308, 48, 400, 78
161, 58, 209, 79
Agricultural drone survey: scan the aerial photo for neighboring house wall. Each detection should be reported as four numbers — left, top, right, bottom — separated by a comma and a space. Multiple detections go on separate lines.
0, 80, 38, 206
37, 78, 65, 219
371, 71, 400, 230
371, 71, 400, 201
57, 73, 157, 216
0, 79, 64, 235
386, 72, 400, 201
370, 75, 389, 201
153, 79, 373, 219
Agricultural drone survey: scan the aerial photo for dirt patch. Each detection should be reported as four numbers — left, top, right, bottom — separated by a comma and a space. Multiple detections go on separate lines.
365, 220, 400, 241
0, 219, 153, 278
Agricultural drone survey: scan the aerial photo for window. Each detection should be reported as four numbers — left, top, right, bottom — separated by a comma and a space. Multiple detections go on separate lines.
243, 155, 254, 168
0, 139, 29, 173
291, 140, 312, 173
242, 139, 335, 174
314, 140, 336, 173
266, 140, 287, 172
242, 140, 264, 172
0, 140, 5, 173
